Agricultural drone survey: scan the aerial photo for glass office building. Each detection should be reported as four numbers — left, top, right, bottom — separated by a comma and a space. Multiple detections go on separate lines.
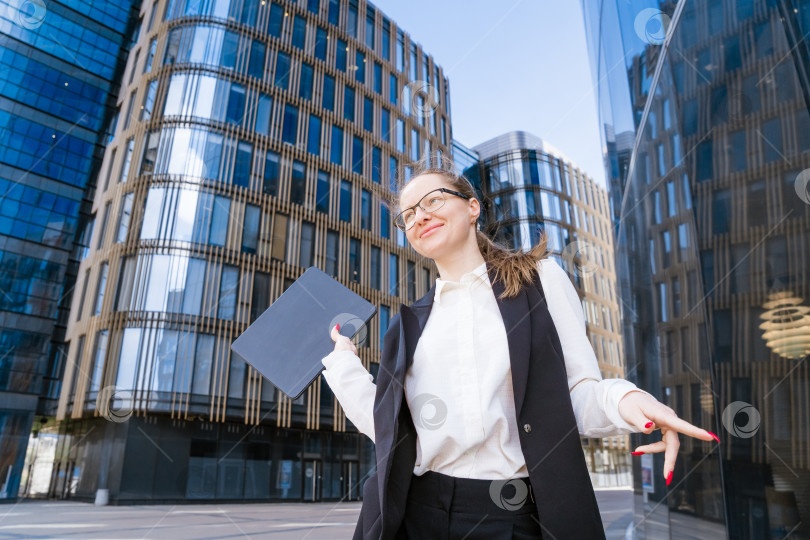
0, 0, 140, 499
51, 0, 451, 503
583, 0, 810, 537
469, 131, 632, 486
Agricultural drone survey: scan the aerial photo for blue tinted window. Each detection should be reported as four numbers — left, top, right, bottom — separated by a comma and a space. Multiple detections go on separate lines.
389, 73, 398, 105
267, 2, 284, 36
361, 189, 371, 230
290, 160, 306, 206
315, 27, 328, 61
263, 150, 280, 196
275, 52, 291, 89
308, 114, 321, 155
316, 170, 329, 213
379, 305, 390, 346
380, 202, 390, 239
349, 237, 361, 283
389, 253, 398, 295
299, 62, 314, 100
370, 246, 381, 290
336, 39, 347, 71
322, 74, 335, 111
389, 155, 398, 191
256, 94, 273, 136
344, 86, 355, 121
331, 125, 343, 165
372, 147, 381, 183
242, 205, 260, 253
352, 136, 364, 174
282, 104, 298, 144
328, 0, 339, 25
308, 0, 319, 14
381, 108, 390, 142
340, 180, 352, 221
292, 16, 306, 49
374, 62, 382, 94
355, 51, 366, 83
226, 85, 246, 125
364, 97, 373, 131
234, 142, 252, 187
249, 40, 266, 79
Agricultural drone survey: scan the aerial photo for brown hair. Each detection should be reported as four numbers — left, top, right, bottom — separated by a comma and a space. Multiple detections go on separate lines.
393, 158, 549, 299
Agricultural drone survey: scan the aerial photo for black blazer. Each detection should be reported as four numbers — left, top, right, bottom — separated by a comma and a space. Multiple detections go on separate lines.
353, 260, 606, 539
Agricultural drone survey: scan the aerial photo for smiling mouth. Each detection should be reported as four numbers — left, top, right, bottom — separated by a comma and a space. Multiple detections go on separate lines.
420, 224, 443, 238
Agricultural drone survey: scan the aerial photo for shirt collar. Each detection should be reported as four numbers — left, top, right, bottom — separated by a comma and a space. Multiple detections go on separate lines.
433, 261, 490, 304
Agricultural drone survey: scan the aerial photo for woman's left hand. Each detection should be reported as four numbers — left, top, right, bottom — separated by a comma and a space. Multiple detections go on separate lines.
618, 390, 720, 486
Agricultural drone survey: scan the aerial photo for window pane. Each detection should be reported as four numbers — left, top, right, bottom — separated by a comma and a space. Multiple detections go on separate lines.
218, 265, 239, 320
316, 170, 329, 213
307, 114, 321, 155
299, 221, 315, 267
242, 204, 260, 253
340, 180, 352, 222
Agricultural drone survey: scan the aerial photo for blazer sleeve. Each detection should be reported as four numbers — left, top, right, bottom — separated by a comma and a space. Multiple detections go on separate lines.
321, 350, 376, 443
538, 258, 654, 438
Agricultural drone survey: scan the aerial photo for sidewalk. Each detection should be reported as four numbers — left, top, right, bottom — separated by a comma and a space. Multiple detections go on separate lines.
0, 489, 633, 539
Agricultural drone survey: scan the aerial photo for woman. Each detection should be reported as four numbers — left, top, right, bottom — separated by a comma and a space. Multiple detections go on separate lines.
321, 165, 718, 539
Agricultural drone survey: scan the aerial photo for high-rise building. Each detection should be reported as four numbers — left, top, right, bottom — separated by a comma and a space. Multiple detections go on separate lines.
466, 131, 630, 486
0, 0, 140, 499
46, 0, 451, 503
583, 0, 810, 537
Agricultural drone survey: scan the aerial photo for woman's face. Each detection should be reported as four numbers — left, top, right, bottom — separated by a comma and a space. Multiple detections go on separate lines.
398, 173, 479, 260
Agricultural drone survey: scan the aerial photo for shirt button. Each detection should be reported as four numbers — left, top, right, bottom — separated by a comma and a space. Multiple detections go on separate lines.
523, 423, 532, 433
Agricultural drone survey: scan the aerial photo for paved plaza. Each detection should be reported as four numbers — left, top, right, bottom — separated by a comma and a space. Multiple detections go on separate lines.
0, 489, 636, 539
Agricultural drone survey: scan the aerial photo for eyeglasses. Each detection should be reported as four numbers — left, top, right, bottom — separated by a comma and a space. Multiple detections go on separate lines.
394, 187, 470, 231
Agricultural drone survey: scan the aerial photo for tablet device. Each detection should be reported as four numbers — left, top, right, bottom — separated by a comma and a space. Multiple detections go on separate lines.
230, 266, 376, 400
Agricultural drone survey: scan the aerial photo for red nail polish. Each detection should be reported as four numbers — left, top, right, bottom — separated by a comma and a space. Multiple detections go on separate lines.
707, 431, 720, 443
645, 422, 654, 428
666, 471, 673, 486
336, 323, 340, 332
631, 451, 644, 455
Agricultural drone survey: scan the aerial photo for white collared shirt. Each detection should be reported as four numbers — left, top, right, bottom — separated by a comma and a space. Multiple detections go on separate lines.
321, 258, 651, 479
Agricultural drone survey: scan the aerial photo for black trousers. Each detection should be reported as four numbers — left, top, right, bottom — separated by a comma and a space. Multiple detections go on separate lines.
395, 471, 544, 540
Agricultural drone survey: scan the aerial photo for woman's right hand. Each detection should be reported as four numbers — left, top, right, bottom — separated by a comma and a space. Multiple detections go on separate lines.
330, 324, 358, 355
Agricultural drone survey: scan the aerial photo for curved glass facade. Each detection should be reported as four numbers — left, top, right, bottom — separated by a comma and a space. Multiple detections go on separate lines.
0, 0, 139, 499
583, 0, 810, 537
471, 131, 631, 486
55, 0, 452, 503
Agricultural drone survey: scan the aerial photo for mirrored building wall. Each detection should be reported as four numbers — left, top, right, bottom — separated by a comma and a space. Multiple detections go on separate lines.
52, 0, 452, 503
0, 0, 140, 499
583, 0, 810, 537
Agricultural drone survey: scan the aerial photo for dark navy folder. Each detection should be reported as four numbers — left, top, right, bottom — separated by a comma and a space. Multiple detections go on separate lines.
230, 266, 376, 400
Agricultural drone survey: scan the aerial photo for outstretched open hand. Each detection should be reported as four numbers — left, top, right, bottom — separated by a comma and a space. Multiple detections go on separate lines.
618, 391, 719, 486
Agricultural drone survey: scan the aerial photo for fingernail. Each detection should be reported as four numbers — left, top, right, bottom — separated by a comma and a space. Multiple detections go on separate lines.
645, 422, 654, 428
630, 451, 644, 455
336, 323, 340, 332
666, 471, 673, 486
706, 430, 720, 443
